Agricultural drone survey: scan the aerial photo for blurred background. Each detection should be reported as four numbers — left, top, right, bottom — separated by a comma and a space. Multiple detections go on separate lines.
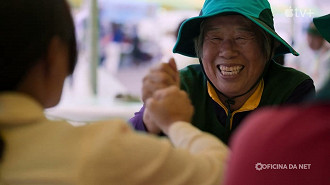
45, 0, 330, 124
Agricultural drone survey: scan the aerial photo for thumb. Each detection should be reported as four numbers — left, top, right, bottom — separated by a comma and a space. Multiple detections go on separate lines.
168, 58, 180, 87
168, 57, 177, 72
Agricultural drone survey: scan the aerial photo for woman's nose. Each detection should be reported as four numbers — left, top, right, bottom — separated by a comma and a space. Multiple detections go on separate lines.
218, 39, 239, 59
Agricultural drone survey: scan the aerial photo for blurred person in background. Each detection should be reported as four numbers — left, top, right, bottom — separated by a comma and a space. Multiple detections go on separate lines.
130, 0, 315, 144
224, 14, 330, 185
286, 21, 330, 91
0, 1, 229, 184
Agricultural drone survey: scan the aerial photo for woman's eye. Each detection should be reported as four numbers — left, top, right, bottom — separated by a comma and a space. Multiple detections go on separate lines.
211, 37, 224, 43
235, 36, 251, 44
212, 37, 221, 40
236, 37, 246, 40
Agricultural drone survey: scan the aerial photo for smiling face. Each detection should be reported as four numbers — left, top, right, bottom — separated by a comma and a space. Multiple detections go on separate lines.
201, 15, 268, 97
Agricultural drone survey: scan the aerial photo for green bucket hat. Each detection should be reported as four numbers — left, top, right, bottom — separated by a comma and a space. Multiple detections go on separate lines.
173, 0, 299, 57
313, 14, 330, 43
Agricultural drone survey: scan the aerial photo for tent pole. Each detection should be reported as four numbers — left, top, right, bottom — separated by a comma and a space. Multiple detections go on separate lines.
88, 0, 99, 96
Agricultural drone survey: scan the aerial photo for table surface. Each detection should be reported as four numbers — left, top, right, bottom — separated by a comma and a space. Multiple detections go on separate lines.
45, 97, 143, 125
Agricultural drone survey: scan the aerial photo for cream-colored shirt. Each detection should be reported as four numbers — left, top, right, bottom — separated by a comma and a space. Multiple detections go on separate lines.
0, 93, 228, 185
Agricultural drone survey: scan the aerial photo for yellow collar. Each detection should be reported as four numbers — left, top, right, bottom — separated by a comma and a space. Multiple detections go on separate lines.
207, 80, 264, 129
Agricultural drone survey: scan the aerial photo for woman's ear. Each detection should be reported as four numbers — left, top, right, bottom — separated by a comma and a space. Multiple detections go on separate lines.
42, 36, 70, 107
44, 36, 69, 77
271, 40, 281, 59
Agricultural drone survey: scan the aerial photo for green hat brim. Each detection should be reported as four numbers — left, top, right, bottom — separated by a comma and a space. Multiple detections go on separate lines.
313, 14, 330, 43
173, 11, 299, 58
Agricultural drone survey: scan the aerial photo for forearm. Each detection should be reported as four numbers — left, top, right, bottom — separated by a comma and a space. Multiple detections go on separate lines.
166, 121, 229, 185
141, 121, 228, 185
168, 121, 228, 154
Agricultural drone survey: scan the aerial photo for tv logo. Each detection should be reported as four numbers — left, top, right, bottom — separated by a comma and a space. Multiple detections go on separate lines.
285, 7, 314, 18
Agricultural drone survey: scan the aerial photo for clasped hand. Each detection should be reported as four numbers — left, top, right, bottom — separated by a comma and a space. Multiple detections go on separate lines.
143, 58, 194, 135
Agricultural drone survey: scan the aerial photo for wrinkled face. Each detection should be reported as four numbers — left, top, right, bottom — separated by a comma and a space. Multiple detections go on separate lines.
201, 15, 267, 97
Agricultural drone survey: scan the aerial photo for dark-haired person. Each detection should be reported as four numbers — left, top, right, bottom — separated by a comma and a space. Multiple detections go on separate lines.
130, 0, 315, 144
224, 14, 330, 185
0, 1, 228, 184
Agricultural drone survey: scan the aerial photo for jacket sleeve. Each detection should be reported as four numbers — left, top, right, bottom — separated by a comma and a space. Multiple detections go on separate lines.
80, 121, 228, 185
129, 105, 147, 132
285, 79, 316, 104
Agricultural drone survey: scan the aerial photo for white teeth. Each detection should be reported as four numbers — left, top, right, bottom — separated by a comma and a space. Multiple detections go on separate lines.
219, 65, 243, 76
222, 71, 239, 75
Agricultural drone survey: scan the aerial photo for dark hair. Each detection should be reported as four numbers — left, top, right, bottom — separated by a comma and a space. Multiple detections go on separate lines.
0, 0, 77, 160
0, 0, 77, 91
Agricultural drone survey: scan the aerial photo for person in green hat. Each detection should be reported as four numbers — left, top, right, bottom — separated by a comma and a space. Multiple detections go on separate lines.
224, 14, 330, 185
130, 0, 315, 144
286, 21, 330, 91
313, 14, 330, 99
313, 14, 330, 43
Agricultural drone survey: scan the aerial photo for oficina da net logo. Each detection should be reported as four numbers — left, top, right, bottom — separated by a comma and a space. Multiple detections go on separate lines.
255, 162, 311, 171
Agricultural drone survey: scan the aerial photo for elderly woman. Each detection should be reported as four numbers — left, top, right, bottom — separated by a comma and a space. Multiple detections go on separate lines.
130, 0, 315, 143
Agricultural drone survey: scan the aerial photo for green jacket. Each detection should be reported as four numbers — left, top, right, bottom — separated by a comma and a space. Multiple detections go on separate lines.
180, 61, 315, 144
